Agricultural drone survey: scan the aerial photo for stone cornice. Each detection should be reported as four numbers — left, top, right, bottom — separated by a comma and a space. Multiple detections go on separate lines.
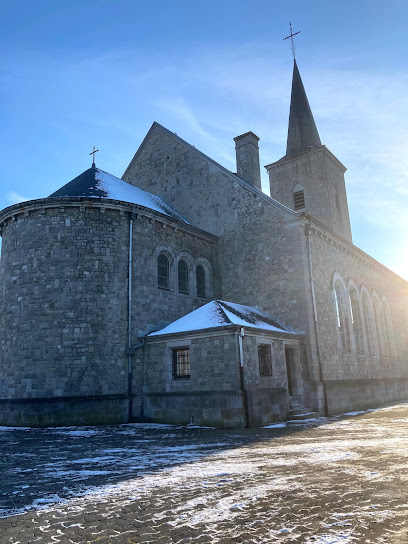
0, 197, 218, 244
146, 324, 303, 342
265, 145, 347, 174
298, 213, 408, 288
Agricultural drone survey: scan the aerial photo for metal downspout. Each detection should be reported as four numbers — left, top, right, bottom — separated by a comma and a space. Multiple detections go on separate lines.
238, 327, 249, 427
127, 206, 136, 423
306, 223, 328, 415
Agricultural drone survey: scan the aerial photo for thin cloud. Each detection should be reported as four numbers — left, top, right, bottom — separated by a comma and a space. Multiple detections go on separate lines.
155, 97, 212, 140
6, 191, 30, 204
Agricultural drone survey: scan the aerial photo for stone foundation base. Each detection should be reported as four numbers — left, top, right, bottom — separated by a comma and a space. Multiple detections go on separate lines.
325, 378, 408, 416
0, 395, 129, 427
245, 387, 288, 427
138, 388, 289, 428
139, 390, 246, 428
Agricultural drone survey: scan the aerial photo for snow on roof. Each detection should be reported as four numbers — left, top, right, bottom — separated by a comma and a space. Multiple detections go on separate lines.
148, 300, 296, 336
48, 167, 187, 223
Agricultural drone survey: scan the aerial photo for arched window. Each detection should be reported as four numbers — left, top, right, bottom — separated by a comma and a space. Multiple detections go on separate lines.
158, 254, 170, 290
372, 296, 384, 356
334, 279, 351, 352
382, 301, 395, 357
178, 260, 189, 294
380, 310, 390, 357
196, 265, 206, 298
361, 292, 373, 355
293, 183, 305, 211
349, 287, 364, 354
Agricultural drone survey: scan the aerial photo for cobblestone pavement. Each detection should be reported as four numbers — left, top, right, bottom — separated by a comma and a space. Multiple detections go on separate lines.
2, 404, 408, 543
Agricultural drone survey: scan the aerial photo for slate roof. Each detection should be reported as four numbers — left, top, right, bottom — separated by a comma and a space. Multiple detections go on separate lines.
48, 165, 187, 223
148, 300, 298, 336
286, 60, 322, 158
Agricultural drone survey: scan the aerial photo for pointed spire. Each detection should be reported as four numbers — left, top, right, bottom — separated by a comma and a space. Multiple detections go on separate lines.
286, 60, 321, 158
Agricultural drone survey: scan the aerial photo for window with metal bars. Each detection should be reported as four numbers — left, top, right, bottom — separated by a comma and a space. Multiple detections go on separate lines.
172, 348, 190, 379
293, 190, 305, 210
258, 344, 272, 376
158, 253, 170, 289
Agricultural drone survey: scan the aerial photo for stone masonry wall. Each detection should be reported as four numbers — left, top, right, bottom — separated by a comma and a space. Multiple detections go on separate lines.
0, 206, 129, 404
140, 332, 246, 427
138, 329, 301, 427
241, 332, 301, 426
0, 199, 218, 425
309, 227, 408, 414
129, 212, 219, 337
123, 128, 316, 348
124, 127, 324, 409
267, 148, 352, 242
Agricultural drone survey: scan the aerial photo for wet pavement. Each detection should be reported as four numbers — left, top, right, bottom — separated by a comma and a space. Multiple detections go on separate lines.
1, 403, 408, 543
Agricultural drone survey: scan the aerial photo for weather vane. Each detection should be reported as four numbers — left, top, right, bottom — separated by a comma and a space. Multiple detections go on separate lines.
283, 21, 301, 60
89, 146, 99, 166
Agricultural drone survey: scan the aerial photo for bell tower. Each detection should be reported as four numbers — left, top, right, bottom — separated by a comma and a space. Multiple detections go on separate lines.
266, 60, 352, 242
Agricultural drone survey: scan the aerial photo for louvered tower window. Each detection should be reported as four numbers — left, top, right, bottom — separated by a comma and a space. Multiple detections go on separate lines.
293, 189, 305, 210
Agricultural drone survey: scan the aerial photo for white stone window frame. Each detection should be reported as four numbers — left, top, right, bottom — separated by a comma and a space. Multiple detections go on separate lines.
194, 256, 214, 299
372, 291, 386, 357
153, 243, 176, 292
165, 339, 192, 382
347, 279, 365, 355
332, 273, 353, 353
360, 285, 379, 356
381, 296, 396, 357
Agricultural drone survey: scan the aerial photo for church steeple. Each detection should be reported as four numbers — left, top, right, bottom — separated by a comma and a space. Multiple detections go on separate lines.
286, 60, 322, 157
266, 58, 352, 242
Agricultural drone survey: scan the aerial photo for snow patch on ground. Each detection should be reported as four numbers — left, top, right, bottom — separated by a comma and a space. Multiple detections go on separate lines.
263, 422, 287, 429
0, 426, 31, 431
306, 534, 355, 543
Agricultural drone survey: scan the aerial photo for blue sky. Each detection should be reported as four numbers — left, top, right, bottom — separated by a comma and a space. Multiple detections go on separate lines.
1, 0, 407, 278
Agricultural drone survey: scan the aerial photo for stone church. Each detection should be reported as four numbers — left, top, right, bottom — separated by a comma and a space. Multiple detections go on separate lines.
1, 60, 407, 427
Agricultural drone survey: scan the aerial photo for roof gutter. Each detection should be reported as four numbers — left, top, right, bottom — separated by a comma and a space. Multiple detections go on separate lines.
126, 206, 136, 423
237, 327, 250, 428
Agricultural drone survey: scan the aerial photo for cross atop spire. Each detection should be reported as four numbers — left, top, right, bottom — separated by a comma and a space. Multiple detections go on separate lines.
89, 146, 99, 167
283, 21, 301, 60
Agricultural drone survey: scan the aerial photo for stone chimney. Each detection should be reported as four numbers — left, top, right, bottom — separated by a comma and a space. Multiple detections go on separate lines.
233, 131, 262, 190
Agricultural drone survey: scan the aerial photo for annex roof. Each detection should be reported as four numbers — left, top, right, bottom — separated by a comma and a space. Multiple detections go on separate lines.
148, 300, 297, 336
48, 165, 187, 223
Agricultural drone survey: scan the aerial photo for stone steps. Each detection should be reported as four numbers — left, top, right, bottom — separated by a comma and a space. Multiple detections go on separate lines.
287, 399, 318, 422
288, 411, 319, 421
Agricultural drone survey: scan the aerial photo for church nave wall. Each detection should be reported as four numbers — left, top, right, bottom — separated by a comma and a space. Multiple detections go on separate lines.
308, 227, 408, 414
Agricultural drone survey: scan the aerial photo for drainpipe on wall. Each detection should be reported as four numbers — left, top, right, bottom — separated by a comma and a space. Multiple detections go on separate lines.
127, 206, 136, 422
238, 327, 250, 427
305, 223, 329, 416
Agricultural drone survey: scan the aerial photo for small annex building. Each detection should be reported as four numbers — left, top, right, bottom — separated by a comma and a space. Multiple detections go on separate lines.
143, 300, 303, 427
0, 59, 407, 427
